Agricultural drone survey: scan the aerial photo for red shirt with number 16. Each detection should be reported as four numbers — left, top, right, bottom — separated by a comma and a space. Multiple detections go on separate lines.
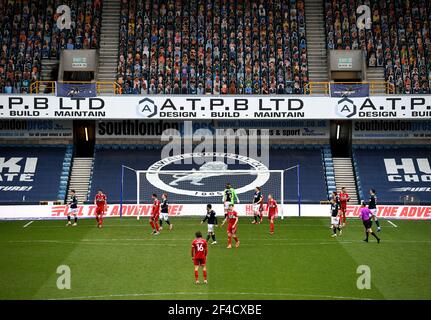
192, 238, 208, 260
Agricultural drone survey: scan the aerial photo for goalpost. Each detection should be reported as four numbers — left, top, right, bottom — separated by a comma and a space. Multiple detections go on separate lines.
120, 166, 301, 219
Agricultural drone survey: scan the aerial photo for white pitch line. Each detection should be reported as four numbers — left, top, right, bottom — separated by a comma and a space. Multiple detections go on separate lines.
22, 221, 34, 228
8, 239, 431, 246
387, 220, 398, 228
23, 224, 368, 229
49, 291, 373, 301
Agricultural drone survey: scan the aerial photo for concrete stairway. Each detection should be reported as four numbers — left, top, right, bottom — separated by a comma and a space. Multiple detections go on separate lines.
305, 0, 329, 94
366, 67, 387, 94
39, 59, 59, 94
97, 0, 121, 94
67, 158, 93, 204
333, 158, 359, 204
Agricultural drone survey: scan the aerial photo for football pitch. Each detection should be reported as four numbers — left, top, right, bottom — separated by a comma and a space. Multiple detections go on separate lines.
0, 217, 430, 300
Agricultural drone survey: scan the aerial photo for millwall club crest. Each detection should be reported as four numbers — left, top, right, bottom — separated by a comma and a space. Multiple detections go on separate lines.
336, 97, 357, 118
137, 97, 157, 118
66, 87, 81, 97
56, 83, 96, 97
169, 162, 228, 186
145, 152, 270, 197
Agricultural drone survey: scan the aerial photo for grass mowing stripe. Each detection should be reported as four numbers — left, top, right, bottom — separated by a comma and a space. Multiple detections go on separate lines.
6, 239, 431, 244
3, 240, 359, 247
337, 218, 424, 300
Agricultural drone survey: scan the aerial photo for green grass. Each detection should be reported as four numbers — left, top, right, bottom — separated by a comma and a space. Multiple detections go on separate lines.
0, 217, 430, 300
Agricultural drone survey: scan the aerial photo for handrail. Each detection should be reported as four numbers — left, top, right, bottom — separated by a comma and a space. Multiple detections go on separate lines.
29, 81, 120, 95
28, 81, 394, 95
305, 81, 393, 95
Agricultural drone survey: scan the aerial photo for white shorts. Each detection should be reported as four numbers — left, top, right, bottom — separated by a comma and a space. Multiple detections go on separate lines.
160, 212, 169, 221
370, 208, 377, 217
207, 224, 215, 233
68, 208, 78, 215
252, 204, 261, 213
331, 216, 339, 225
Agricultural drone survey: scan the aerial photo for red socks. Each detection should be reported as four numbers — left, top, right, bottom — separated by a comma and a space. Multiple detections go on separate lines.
233, 236, 238, 243
270, 221, 274, 233
228, 236, 232, 246
195, 270, 207, 281
150, 221, 159, 232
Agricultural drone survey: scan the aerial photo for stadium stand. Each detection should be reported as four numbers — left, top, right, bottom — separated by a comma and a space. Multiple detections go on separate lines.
325, 0, 431, 94
0, 144, 72, 203
89, 144, 327, 204
0, 0, 102, 93
116, 0, 308, 94
352, 144, 431, 205
4, 0, 429, 95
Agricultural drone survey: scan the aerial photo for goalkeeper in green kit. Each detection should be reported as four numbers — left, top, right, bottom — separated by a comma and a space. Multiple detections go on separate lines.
223, 183, 240, 216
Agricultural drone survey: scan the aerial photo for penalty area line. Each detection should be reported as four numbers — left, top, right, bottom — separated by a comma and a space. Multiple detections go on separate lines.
387, 220, 398, 228
23, 221, 34, 228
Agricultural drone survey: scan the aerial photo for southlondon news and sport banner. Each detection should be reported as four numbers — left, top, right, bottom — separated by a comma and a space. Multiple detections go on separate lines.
95, 119, 330, 139
0, 119, 73, 138
352, 120, 431, 139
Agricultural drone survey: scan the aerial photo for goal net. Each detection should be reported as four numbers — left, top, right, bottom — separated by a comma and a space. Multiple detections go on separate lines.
121, 167, 288, 218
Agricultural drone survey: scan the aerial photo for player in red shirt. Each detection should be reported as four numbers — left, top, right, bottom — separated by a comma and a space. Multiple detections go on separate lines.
94, 189, 107, 228
339, 187, 350, 227
267, 194, 278, 235
191, 231, 208, 284
221, 204, 240, 249
149, 193, 160, 235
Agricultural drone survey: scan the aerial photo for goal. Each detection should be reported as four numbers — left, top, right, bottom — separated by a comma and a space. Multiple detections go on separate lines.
120, 166, 301, 219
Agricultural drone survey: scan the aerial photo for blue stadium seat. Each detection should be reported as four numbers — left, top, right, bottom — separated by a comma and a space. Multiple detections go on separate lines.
353, 145, 431, 204
0, 145, 69, 203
